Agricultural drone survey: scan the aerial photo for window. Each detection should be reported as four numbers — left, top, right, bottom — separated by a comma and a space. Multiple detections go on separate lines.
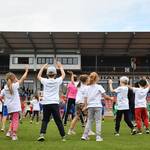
68, 58, 73, 64
12, 57, 18, 64
41, 58, 46, 64
37, 57, 54, 64
62, 58, 67, 64
29, 57, 34, 64
73, 57, 78, 65
18, 57, 29, 64
56, 57, 78, 65
37, 58, 42, 64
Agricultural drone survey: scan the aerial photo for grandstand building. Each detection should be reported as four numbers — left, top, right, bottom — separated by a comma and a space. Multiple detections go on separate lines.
0, 32, 150, 92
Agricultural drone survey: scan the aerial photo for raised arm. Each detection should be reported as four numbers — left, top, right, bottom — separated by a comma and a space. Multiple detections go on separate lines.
56, 62, 65, 80
102, 93, 114, 101
18, 66, 29, 84
37, 64, 48, 81
108, 79, 115, 92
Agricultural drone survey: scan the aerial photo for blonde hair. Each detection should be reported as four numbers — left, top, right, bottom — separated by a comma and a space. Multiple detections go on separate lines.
88, 72, 99, 85
5, 72, 16, 95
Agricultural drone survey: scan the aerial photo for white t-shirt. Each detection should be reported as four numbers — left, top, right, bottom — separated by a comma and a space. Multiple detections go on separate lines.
114, 86, 129, 110
133, 87, 149, 108
31, 99, 40, 111
41, 77, 63, 105
76, 84, 87, 104
1, 82, 21, 113
85, 84, 105, 108
0, 101, 2, 112
25, 104, 31, 111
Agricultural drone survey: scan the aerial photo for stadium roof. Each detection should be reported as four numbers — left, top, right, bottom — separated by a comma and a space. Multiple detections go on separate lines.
0, 32, 150, 56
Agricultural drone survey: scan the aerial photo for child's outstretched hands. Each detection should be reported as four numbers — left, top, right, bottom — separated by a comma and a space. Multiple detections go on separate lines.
108, 79, 113, 84
24, 65, 29, 72
56, 61, 63, 69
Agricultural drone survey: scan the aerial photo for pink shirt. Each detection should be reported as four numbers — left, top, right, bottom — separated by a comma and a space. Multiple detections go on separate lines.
67, 82, 78, 99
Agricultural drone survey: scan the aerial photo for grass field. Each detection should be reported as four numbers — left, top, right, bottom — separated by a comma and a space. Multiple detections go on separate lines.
0, 118, 150, 150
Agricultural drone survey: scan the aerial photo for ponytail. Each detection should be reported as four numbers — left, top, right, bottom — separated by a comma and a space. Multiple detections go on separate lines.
7, 79, 13, 95
88, 72, 99, 85
6, 72, 15, 95
77, 81, 81, 88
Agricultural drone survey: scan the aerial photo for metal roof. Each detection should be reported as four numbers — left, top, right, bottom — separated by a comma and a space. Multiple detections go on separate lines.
0, 32, 150, 56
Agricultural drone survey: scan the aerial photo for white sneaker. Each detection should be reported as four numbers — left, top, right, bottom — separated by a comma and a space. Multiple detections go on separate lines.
6, 131, 12, 137
68, 129, 76, 135
88, 130, 95, 136
96, 136, 103, 142
81, 136, 89, 141
12, 135, 18, 141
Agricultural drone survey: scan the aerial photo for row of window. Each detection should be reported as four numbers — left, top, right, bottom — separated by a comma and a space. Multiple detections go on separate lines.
12, 57, 78, 65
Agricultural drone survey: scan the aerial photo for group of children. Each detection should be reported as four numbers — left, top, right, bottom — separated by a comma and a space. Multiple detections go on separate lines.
0, 61, 150, 142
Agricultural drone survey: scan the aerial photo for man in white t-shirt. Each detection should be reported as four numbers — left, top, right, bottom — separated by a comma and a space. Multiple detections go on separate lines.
109, 76, 136, 136
37, 62, 66, 142
132, 79, 150, 134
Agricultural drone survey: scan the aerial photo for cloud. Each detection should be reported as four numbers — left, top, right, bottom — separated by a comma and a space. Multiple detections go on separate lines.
0, 0, 150, 31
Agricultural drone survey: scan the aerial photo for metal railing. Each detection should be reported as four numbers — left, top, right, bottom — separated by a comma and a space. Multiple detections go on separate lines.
81, 66, 150, 73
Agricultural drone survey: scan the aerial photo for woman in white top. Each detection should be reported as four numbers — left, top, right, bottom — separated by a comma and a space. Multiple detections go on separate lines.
0, 67, 28, 140
81, 72, 113, 142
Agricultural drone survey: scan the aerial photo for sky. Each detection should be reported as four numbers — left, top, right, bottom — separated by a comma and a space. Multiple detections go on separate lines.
0, 0, 150, 31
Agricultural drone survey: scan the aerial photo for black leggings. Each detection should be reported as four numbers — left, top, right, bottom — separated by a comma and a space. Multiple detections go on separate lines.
25, 110, 32, 118
64, 98, 75, 125
32, 111, 39, 122
115, 110, 134, 133
40, 104, 65, 137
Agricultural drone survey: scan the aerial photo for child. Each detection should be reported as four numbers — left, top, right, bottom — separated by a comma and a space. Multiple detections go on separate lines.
30, 93, 40, 123
109, 76, 136, 136
64, 71, 78, 125
0, 67, 28, 140
25, 101, 32, 118
81, 72, 113, 142
0, 99, 2, 124
130, 79, 150, 134
37, 62, 66, 142
68, 74, 88, 135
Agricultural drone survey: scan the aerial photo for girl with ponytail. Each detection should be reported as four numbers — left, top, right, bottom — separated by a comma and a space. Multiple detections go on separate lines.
0, 66, 28, 141
81, 72, 113, 142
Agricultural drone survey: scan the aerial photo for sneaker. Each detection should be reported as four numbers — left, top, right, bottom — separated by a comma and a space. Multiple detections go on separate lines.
81, 136, 89, 141
37, 134, 45, 142
6, 131, 12, 138
114, 132, 120, 136
12, 135, 18, 141
131, 128, 137, 135
146, 128, 150, 134
68, 129, 76, 135
88, 130, 95, 136
62, 136, 66, 142
82, 124, 85, 128
1, 128, 5, 132
96, 136, 103, 142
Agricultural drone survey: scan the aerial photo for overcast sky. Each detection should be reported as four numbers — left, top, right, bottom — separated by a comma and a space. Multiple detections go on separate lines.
0, 0, 150, 31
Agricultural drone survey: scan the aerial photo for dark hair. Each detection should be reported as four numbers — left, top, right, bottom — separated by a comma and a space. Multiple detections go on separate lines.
134, 82, 139, 88
77, 74, 88, 88
73, 75, 78, 82
138, 79, 147, 87
47, 73, 56, 78
33, 92, 39, 101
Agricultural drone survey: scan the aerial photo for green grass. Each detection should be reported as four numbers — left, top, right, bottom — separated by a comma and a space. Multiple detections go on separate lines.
0, 118, 150, 150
